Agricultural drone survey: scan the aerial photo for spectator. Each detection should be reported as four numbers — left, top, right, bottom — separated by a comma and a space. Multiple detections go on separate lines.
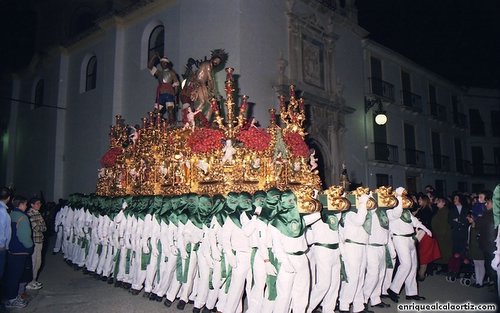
471, 190, 488, 218
467, 213, 485, 287
414, 195, 440, 280
447, 193, 471, 279
0, 187, 12, 312
475, 194, 497, 288
4, 195, 33, 309
26, 197, 46, 290
431, 196, 452, 274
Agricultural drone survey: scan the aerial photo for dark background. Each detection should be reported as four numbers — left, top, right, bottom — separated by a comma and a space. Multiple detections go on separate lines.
1, 0, 499, 87
356, 0, 500, 87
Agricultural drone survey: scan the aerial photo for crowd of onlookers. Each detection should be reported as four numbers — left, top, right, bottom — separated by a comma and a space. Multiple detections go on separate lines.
409, 185, 498, 290
0, 187, 61, 311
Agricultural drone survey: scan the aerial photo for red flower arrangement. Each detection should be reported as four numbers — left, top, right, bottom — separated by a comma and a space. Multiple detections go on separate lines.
283, 132, 309, 158
101, 147, 122, 168
187, 128, 225, 153
237, 128, 271, 152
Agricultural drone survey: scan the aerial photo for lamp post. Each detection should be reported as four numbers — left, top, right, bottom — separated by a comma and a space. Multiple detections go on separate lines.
365, 97, 387, 125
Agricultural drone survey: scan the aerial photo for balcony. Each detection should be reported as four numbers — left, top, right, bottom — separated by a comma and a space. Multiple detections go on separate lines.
370, 142, 399, 164
456, 159, 473, 175
401, 90, 423, 112
472, 163, 500, 176
368, 77, 394, 102
430, 103, 447, 122
453, 112, 467, 128
405, 148, 426, 168
432, 154, 450, 171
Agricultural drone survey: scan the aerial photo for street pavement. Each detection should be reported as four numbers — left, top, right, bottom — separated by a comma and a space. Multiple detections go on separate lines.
18, 238, 499, 313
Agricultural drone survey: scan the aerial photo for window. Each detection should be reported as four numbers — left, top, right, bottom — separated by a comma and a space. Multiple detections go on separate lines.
429, 84, 437, 115
469, 109, 485, 136
376, 174, 390, 187
471, 146, 484, 175
85, 56, 97, 91
34, 80, 44, 109
148, 25, 164, 65
492, 111, 500, 137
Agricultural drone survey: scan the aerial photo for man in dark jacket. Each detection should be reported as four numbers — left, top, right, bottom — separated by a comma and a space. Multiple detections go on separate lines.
447, 193, 470, 278
3, 196, 33, 309
476, 197, 497, 286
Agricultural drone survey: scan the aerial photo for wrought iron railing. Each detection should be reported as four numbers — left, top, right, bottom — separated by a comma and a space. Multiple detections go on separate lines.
457, 159, 473, 175
432, 154, 450, 171
473, 163, 500, 176
453, 112, 467, 128
371, 142, 399, 163
405, 148, 426, 168
430, 103, 447, 122
368, 77, 394, 101
401, 90, 422, 112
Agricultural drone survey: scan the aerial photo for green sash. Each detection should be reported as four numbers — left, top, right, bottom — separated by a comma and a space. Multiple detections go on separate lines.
141, 238, 152, 271
400, 209, 412, 223
266, 249, 279, 301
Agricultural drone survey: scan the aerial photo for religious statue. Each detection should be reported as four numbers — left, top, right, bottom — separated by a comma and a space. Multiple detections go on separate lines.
309, 149, 318, 171
180, 49, 228, 121
147, 53, 180, 123
222, 139, 236, 164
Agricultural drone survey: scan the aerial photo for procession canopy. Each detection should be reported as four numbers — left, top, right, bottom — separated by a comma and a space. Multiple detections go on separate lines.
96, 68, 322, 213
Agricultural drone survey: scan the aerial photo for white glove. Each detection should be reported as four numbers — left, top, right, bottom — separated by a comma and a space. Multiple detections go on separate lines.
264, 261, 277, 275
254, 206, 262, 216
226, 253, 237, 268
122, 201, 128, 210
395, 187, 406, 196
204, 254, 214, 268
491, 252, 500, 270
142, 243, 151, 254
169, 244, 179, 256
152, 245, 159, 257
358, 194, 370, 209
419, 226, 432, 237
180, 247, 188, 260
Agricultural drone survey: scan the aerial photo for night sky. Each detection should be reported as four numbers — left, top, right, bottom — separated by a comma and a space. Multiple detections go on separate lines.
0, 1, 499, 88
356, 0, 500, 88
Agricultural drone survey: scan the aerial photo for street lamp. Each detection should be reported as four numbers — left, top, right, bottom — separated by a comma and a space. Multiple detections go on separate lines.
365, 97, 387, 125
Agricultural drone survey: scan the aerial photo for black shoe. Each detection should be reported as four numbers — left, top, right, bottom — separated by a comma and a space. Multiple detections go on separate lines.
380, 294, 389, 299
372, 301, 391, 308
164, 299, 173, 307
123, 282, 131, 289
177, 300, 187, 310
107, 277, 114, 284
387, 289, 399, 303
129, 288, 141, 295
82, 268, 90, 275
193, 307, 201, 313
201, 308, 213, 313
149, 293, 158, 301
52, 251, 57, 255
114, 281, 123, 288
417, 275, 426, 282
101, 275, 108, 281
362, 303, 374, 313
405, 295, 426, 300
472, 283, 484, 288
